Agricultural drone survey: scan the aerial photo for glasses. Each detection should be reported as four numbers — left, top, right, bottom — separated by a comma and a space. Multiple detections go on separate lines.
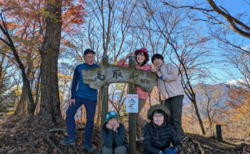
153, 114, 164, 118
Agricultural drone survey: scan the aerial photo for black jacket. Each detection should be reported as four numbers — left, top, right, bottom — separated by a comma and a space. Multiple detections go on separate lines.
101, 123, 129, 151
143, 121, 182, 154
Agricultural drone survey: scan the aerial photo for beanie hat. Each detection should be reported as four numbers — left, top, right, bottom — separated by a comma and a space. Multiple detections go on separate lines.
105, 111, 119, 122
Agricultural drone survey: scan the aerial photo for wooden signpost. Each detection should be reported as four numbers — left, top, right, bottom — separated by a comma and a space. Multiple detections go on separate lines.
82, 56, 157, 154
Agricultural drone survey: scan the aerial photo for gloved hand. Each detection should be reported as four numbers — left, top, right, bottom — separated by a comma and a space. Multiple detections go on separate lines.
166, 148, 178, 154
159, 151, 165, 154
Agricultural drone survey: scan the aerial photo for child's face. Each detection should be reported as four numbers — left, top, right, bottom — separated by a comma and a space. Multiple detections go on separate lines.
153, 112, 164, 126
153, 58, 163, 68
108, 118, 118, 128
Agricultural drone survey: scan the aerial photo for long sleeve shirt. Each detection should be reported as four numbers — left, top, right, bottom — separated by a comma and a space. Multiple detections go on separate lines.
71, 63, 99, 100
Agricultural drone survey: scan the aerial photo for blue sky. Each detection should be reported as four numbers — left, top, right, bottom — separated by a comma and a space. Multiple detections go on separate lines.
59, 0, 250, 86
189, 0, 250, 85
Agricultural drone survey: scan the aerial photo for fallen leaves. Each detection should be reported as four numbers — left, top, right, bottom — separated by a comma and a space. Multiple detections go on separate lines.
1, 115, 249, 154
0, 115, 101, 154
7, 148, 15, 154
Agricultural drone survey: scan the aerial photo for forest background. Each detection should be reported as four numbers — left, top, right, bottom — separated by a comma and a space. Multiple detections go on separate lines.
0, 0, 250, 142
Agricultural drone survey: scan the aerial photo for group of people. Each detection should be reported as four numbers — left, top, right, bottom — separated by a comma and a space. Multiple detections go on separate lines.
60, 48, 188, 154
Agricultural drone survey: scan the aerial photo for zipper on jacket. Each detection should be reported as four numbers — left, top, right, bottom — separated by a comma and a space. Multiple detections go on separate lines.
159, 69, 170, 98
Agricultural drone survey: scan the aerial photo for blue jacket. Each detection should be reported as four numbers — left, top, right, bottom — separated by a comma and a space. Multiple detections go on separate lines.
71, 63, 99, 100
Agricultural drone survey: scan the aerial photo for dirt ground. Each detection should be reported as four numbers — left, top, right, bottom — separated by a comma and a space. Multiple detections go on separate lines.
0, 116, 249, 154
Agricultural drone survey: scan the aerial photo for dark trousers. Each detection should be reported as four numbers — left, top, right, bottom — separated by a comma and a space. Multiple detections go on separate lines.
102, 145, 127, 154
66, 96, 97, 146
143, 147, 171, 154
164, 95, 185, 138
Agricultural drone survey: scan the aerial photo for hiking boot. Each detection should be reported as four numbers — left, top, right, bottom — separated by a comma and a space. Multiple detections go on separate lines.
60, 138, 75, 146
83, 144, 95, 153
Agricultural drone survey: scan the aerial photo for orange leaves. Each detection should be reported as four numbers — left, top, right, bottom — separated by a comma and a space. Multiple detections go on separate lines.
0, 21, 18, 30
226, 85, 250, 112
62, 0, 87, 29
225, 85, 250, 137
3, 0, 87, 36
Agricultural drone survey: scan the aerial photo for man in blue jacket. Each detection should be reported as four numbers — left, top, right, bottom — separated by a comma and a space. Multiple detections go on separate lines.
60, 49, 99, 152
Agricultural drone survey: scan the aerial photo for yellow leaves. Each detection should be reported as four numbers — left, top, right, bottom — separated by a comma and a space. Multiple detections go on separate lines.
42, 11, 50, 18
114, 83, 126, 90
58, 73, 72, 99
113, 60, 118, 65
47, 0, 58, 6
58, 73, 72, 80
11, 86, 22, 96
7, 110, 15, 115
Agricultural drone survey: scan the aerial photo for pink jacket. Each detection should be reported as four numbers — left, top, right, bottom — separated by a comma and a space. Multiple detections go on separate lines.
117, 59, 152, 100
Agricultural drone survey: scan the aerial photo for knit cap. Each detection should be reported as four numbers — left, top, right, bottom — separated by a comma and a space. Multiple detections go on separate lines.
105, 111, 119, 122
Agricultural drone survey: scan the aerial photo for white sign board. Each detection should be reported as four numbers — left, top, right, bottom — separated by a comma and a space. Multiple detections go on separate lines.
126, 94, 139, 113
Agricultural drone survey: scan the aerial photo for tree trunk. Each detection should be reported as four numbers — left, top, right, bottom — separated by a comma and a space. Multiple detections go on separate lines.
37, 0, 63, 123
0, 15, 35, 115
0, 54, 5, 99
14, 85, 27, 115
192, 94, 206, 135
15, 53, 32, 116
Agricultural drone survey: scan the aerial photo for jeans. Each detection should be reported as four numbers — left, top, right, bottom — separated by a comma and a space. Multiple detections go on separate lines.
66, 96, 97, 146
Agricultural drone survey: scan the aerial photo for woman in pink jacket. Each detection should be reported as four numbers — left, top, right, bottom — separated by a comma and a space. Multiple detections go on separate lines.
117, 48, 151, 139
151, 53, 188, 142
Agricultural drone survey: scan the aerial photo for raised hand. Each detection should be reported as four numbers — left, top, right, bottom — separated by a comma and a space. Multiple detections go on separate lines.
68, 99, 75, 107
151, 64, 157, 72
113, 123, 120, 131
106, 123, 113, 130
125, 53, 134, 59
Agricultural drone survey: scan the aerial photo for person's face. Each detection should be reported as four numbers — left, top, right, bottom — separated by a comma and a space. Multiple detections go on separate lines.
153, 112, 164, 126
84, 52, 95, 65
108, 118, 118, 128
136, 52, 146, 64
153, 58, 163, 68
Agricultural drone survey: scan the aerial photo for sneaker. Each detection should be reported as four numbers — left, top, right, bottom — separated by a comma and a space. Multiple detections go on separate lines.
60, 138, 75, 146
83, 144, 95, 153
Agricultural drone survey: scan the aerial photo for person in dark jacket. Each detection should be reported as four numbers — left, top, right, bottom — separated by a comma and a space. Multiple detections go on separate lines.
102, 111, 129, 154
143, 105, 182, 154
